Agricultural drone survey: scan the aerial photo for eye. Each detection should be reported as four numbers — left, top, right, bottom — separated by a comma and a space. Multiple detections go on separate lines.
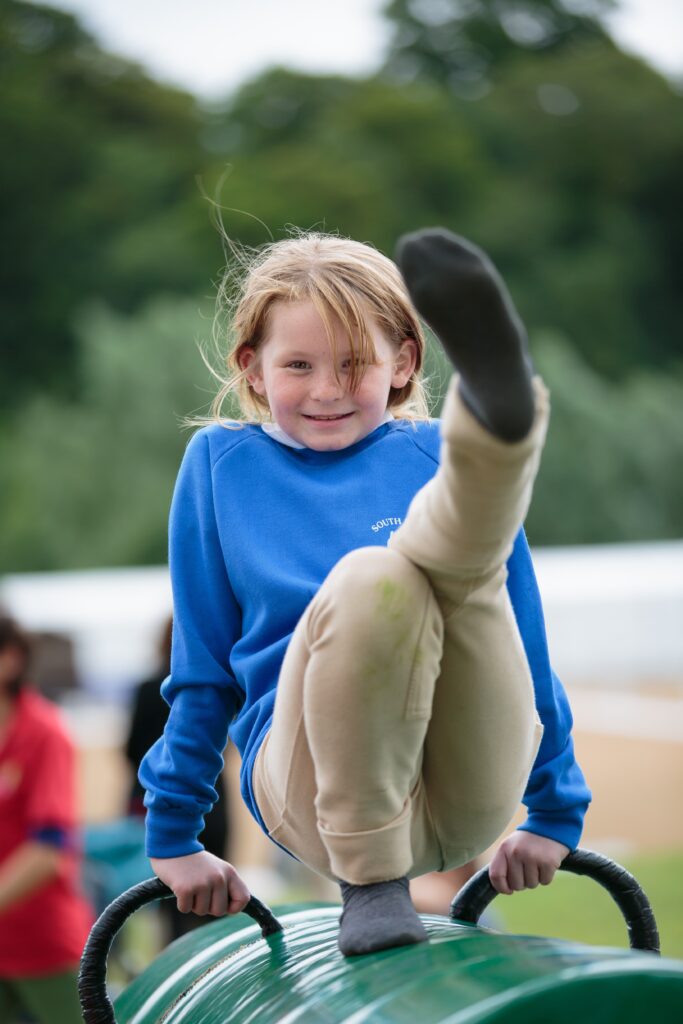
287, 361, 310, 370
341, 357, 366, 371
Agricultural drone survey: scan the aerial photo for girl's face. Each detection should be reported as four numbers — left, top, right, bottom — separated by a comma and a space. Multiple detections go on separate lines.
240, 300, 417, 452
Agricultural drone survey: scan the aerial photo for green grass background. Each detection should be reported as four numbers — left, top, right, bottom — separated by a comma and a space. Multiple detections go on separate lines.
493, 850, 683, 959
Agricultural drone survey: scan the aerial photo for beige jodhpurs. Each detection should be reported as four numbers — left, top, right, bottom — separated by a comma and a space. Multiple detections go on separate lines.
253, 376, 549, 884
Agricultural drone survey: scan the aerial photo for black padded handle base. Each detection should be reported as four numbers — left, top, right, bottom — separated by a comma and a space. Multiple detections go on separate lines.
78, 876, 283, 1024
449, 847, 660, 954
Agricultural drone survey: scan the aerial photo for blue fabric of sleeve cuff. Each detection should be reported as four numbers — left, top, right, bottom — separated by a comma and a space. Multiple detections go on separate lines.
144, 807, 207, 859
516, 809, 586, 852
29, 825, 72, 850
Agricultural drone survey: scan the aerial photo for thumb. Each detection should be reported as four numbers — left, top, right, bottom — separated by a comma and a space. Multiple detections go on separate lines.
227, 873, 251, 914
489, 845, 513, 895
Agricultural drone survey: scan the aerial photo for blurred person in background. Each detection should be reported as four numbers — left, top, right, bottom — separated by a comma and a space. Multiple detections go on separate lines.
125, 615, 231, 943
0, 616, 92, 1024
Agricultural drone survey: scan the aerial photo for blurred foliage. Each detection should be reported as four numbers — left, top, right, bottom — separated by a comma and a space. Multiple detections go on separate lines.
0, 298, 217, 570
382, 0, 616, 90
1, 0, 682, 569
527, 337, 683, 544
0, 0, 215, 410
210, 47, 682, 379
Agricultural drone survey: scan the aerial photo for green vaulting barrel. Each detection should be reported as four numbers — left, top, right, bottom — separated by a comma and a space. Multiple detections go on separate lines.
113, 906, 683, 1024
80, 853, 683, 1024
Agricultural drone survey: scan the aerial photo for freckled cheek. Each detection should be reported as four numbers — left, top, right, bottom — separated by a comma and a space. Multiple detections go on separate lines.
355, 380, 391, 415
269, 380, 306, 416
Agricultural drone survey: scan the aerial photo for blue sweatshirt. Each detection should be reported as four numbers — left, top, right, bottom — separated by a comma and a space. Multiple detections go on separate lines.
140, 419, 591, 858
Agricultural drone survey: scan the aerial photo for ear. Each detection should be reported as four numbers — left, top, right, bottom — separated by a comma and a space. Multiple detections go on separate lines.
239, 346, 266, 397
391, 338, 418, 389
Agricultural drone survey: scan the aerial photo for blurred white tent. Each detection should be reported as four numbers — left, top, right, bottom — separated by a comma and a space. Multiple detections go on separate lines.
0, 566, 171, 699
0, 541, 682, 698
532, 541, 683, 687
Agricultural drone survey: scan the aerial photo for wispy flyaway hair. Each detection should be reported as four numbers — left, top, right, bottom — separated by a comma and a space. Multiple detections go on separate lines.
198, 231, 430, 426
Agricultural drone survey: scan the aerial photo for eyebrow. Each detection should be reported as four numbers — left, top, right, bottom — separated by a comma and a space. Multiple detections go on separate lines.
279, 349, 356, 359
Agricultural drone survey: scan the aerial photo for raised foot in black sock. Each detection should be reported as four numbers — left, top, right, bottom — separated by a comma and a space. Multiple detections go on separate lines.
338, 877, 428, 957
395, 227, 535, 442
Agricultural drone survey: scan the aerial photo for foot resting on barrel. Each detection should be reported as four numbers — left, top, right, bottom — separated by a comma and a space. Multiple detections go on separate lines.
338, 876, 428, 957
395, 228, 535, 442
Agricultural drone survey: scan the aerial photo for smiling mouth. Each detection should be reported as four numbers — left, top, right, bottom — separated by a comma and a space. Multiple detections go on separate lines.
303, 413, 353, 421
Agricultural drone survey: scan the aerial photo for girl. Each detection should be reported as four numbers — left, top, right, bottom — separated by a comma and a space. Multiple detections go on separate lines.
140, 228, 590, 956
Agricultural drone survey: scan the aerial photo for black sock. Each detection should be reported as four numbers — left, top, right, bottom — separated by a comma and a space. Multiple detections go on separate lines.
337, 876, 428, 957
395, 228, 535, 442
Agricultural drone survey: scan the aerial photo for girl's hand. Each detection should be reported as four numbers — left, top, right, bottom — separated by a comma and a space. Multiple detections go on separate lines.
489, 832, 569, 895
150, 850, 250, 917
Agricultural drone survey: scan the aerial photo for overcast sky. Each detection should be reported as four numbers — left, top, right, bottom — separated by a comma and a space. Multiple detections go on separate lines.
40, 0, 683, 100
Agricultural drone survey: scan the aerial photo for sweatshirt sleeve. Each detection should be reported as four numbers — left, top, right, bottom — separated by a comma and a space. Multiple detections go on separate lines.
139, 430, 243, 858
506, 531, 592, 851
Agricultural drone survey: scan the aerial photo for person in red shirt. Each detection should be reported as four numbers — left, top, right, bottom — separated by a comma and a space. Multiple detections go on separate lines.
0, 616, 93, 1024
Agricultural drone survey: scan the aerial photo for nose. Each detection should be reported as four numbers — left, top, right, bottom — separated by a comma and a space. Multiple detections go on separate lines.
310, 369, 345, 401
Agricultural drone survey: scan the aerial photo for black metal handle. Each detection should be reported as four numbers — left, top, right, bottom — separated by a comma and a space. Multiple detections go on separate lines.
78, 876, 283, 1024
449, 846, 660, 954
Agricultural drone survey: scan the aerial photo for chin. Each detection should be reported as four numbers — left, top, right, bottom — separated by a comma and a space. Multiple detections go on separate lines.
307, 436, 353, 452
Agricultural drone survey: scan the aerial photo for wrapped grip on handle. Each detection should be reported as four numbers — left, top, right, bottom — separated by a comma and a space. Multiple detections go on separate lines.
450, 847, 660, 954
78, 876, 283, 1024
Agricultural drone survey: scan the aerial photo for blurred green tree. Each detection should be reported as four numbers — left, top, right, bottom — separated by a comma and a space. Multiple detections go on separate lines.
202, 47, 682, 378
201, 70, 490, 250
458, 44, 683, 377
0, 297, 218, 571
381, 0, 616, 92
0, 0, 217, 411
527, 336, 683, 544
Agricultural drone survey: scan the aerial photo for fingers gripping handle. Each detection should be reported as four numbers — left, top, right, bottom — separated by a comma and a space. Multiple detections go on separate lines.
449, 847, 660, 954
78, 876, 283, 1024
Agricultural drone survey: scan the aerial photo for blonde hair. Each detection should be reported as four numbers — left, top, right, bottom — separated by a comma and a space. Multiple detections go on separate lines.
199, 231, 430, 426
